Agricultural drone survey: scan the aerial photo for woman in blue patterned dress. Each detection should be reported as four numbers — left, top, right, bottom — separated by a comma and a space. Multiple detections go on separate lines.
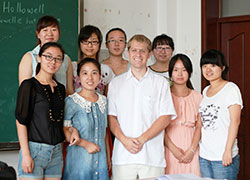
63, 58, 110, 180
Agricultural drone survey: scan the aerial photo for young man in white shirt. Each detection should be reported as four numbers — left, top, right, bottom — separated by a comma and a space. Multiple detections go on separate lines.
108, 34, 176, 180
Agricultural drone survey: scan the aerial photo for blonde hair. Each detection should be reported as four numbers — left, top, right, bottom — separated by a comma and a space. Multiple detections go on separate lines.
127, 34, 152, 52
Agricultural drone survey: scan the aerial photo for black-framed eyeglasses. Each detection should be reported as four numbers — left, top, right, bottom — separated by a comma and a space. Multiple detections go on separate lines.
107, 39, 126, 44
155, 46, 172, 52
42, 54, 63, 63
82, 40, 99, 45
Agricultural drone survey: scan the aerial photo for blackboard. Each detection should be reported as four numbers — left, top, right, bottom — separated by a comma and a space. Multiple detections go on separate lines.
0, 0, 79, 144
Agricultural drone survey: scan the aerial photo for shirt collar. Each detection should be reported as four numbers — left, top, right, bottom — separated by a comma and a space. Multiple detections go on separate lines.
70, 92, 106, 114
126, 67, 150, 81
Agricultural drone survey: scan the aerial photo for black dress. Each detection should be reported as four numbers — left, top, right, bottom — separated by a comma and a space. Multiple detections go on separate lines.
15, 77, 65, 145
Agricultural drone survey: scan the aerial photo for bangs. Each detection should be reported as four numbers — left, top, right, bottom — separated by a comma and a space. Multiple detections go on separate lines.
79, 31, 93, 42
36, 16, 60, 32
38, 22, 58, 31
156, 39, 170, 46
152, 34, 174, 50
200, 53, 222, 67
41, 22, 57, 28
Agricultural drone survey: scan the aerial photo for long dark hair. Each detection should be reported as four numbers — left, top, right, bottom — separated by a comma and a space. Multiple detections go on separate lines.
36, 42, 65, 75
78, 25, 103, 60
200, 49, 229, 80
169, 53, 194, 89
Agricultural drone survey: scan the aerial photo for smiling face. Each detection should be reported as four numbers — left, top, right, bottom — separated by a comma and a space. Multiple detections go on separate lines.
127, 40, 151, 71
38, 46, 63, 75
80, 33, 100, 59
202, 64, 224, 82
153, 44, 173, 63
171, 59, 189, 86
79, 62, 101, 92
36, 25, 60, 46
106, 30, 126, 56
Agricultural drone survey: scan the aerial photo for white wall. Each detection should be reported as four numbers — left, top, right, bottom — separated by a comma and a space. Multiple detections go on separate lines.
84, 0, 158, 43
166, 0, 201, 91
83, 0, 201, 91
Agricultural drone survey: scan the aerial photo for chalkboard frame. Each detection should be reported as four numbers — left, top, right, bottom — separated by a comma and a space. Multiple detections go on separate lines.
0, 143, 19, 151
0, 0, 83, 150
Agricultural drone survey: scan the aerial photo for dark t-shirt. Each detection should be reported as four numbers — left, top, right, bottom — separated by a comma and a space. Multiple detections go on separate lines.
15, 77, 65, 145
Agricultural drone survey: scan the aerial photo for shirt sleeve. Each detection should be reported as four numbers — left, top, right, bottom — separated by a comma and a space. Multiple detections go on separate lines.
15, 79, 34, 126
158, 79, 177, 120
226, 83, 243, 109
107, 80, 117, 116
64, 54, 69, 69
72, 61, 78, 77
63, 97, 74, 127
107, 66, 115, 84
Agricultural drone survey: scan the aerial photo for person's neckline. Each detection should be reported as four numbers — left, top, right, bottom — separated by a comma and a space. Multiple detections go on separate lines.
34, 76, 57, 86
76, 92, 99, 103
171, 88, 192, 98
149, 66, 168, 73
205, 81, 229, 98
130, 67, 148, 81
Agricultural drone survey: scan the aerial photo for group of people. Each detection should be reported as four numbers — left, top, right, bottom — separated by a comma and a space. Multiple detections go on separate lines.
15, 15, 243, 180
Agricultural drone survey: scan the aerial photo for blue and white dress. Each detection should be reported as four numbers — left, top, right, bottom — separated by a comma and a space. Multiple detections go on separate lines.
63, 92, 109, 180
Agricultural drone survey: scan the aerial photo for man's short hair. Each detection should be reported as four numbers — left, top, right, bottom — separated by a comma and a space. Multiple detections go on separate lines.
127, 34, 152, 52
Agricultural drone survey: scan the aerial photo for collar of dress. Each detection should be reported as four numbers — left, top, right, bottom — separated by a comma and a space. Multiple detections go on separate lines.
69, 92, 106, 114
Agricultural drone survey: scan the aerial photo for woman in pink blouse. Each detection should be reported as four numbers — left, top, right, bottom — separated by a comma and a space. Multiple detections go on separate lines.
164, 54, 202, 176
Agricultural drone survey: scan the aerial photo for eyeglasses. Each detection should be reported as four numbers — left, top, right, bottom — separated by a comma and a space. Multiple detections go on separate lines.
107, 39, 126, 44
42, 54, 63, 63
155, 46, 172, 52
82, 40, 99, 45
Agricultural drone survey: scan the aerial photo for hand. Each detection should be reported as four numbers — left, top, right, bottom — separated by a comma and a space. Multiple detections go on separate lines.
179, 148, 195, 164
69, 128, 81, 146
22, 154, 34, 173
136, 136, 146, 151
85, 141, 101, 154
222, 149, 232, 167
171, 146, 185, 161
121, 136, 141, 154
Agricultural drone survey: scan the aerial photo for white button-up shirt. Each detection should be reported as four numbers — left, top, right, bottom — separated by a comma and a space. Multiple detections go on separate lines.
108, 68, 176, 167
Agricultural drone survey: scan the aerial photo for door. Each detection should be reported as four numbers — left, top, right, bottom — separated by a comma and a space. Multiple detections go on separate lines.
219, 16, 250, 180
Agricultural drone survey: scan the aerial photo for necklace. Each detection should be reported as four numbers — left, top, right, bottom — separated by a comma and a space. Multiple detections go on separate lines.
35, 77, 64, 123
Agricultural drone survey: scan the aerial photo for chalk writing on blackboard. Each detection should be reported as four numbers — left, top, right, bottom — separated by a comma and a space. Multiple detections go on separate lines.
0, 1, 45, 25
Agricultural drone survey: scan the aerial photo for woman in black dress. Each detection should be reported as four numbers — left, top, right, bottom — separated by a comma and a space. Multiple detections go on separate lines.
15, 42, 66, 180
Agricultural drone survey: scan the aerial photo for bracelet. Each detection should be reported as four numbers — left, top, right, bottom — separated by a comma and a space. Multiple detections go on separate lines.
190, 147, 196, 154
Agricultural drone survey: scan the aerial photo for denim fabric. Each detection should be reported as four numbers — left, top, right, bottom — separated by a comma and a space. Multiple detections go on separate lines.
199, 154, 240, 180
18, 141, 63, 179
63, 94, 109, 180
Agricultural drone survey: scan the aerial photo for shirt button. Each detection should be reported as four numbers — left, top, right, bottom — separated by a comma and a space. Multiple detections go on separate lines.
93, 104, 95, 107
95, 171, 98, 175
96, 160, 98, 164
96, 127, 98, 130
95, 138, 98, 142
94, 115, 97, 118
